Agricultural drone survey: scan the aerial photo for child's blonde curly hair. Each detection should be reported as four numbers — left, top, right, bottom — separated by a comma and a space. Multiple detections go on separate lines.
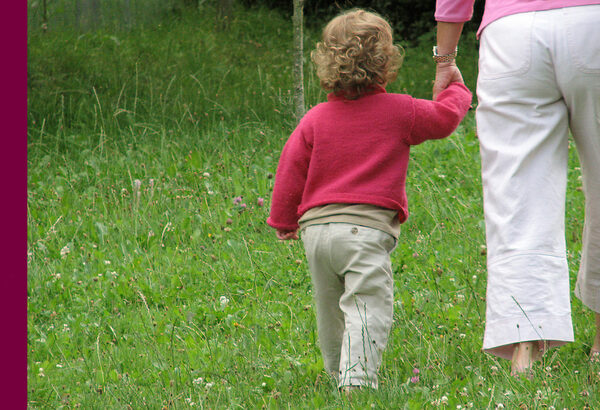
311, 9, 403, 99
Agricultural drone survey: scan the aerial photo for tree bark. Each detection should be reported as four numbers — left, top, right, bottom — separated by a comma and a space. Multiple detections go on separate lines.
42, 0, 48, 31
90, 0, 100, 29
217, 0, 234, 31
292, 0, 305, 121
123, 0, 132, 29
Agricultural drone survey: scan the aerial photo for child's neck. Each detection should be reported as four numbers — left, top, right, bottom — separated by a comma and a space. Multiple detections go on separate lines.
334, 84, 386, 100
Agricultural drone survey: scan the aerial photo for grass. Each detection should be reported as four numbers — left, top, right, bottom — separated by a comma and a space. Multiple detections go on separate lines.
27, 3, 598, 408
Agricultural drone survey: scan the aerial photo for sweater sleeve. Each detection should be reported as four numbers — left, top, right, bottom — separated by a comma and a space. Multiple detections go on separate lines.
406, 82, 472, 146
435, 0, 475, 22
267, 122, 312, 231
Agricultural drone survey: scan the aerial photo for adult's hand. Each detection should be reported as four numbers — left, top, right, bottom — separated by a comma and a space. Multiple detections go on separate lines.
433, 21, 465, 99
433, 61, 464, 100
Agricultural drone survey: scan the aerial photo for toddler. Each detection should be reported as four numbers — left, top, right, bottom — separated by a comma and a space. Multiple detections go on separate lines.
267, 9, 472, 390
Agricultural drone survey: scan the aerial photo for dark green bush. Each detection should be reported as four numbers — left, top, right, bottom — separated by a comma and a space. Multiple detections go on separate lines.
240, 0, 484, 42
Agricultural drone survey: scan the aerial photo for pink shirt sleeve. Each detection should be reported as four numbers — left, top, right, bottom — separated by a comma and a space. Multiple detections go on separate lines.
435, 0, 476, 22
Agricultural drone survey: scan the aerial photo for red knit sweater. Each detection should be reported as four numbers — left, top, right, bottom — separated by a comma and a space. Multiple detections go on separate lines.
267, 83, 472, 231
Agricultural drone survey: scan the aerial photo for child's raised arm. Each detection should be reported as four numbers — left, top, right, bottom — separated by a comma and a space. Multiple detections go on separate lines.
406, 82, 472, 146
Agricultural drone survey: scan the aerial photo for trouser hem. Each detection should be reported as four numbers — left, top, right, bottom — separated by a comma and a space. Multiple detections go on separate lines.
575, 285, 600, 313
483, 315, 574, 360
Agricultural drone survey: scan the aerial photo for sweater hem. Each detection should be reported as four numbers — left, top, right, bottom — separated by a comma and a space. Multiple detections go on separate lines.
298, 197, 408, 223
266, 217, 299, 231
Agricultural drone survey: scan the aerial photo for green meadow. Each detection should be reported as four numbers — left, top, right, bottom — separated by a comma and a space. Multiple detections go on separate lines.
27, 3, 597, 408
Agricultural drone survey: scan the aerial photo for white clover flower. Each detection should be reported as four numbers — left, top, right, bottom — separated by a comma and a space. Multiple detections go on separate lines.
441, 396, 449, 405
60, 245, 70, 258
192, 377, 203, 385
219, 296, 229, 308
205, 382, 214, 388
203, 172, 210, 178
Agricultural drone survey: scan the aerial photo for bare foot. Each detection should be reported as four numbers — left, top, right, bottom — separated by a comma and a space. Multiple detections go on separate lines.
340, 385, 361, 397
511, 341, 542, 377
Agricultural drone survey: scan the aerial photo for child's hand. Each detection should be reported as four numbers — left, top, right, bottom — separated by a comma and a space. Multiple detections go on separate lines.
276, 229, 299, 240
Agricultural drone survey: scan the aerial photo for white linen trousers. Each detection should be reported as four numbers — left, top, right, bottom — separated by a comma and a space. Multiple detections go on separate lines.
476, 5, 600, 359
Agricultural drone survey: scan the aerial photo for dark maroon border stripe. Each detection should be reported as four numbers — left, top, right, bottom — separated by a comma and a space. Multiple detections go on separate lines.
1, 1, 28, 407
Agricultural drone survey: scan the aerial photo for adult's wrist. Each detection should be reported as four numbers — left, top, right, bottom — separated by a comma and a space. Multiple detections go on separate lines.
436, 60, 456, 68
432, 46, 458, 63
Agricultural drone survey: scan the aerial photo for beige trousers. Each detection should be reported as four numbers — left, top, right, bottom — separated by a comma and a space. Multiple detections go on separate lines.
302, 223, 396, 389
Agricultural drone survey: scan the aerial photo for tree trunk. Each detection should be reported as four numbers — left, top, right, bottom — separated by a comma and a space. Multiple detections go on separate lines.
90, 0, 100, 29
42, 0, 48, 31
217, 0, 234, 31
292, 0, 305, 121
123, 0, 132, 29
75, 0, 81, 30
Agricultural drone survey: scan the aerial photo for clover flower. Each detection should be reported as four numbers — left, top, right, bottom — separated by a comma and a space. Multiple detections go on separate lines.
219, 296, 229, 308
60, 245, 70, 258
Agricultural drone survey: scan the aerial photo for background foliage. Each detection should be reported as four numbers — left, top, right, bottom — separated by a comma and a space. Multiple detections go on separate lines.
29, 0, 485, 41
240, 0, 485, 41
